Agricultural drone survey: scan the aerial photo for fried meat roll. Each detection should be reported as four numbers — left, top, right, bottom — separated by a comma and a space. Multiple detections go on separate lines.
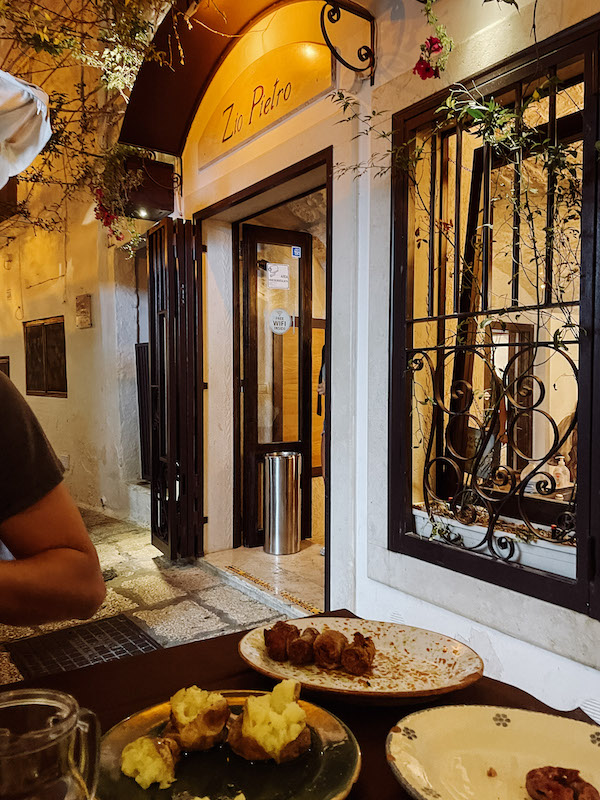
526, 767, 600, 800
287, 627, 319, 666
264, 620, 300, 662
313, 629, 348, 669
341, 632, 376, 676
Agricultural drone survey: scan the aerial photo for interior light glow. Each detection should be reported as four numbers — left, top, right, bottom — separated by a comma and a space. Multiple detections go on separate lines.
139, 208, 148, 218
302, 43, 319, 60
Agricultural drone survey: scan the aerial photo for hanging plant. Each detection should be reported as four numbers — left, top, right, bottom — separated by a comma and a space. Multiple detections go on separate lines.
0, 0, 223, 241
414, 0, 453, 80
90, 144, 146, 241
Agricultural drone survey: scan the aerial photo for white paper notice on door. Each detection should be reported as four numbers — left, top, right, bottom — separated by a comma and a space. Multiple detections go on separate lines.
267, 262, 289, 290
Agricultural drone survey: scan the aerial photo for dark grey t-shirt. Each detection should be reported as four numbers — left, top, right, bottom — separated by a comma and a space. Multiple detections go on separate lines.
0, 371, 64, 527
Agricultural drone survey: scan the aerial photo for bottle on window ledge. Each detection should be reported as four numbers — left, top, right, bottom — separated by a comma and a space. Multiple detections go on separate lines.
552, 455, 571, 490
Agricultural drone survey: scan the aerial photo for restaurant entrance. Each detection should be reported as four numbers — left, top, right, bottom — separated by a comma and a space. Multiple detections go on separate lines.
194, 152, 331, 610
240, 224, 313, 547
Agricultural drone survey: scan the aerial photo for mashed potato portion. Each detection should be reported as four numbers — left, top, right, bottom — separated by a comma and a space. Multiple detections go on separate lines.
120, 736, 178, 790
241, 679, 306, 760
170, 686, 226, 726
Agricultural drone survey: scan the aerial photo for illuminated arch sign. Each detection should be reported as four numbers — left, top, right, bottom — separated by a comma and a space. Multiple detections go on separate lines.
196, 41, 334, 168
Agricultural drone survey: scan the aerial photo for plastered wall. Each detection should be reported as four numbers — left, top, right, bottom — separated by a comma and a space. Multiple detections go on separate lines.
182, 0, 364, 595
0, 191, 151, 522
202, 220, 235, 553
361, 0, 600, 682
183, 0, 599, 691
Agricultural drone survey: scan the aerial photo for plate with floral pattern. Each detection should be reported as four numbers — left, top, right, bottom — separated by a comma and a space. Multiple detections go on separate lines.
238, 618, 483, 700
386, 705, 600, 800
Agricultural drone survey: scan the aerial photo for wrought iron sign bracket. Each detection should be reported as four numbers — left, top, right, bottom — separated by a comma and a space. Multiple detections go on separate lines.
320, 1, 376, 85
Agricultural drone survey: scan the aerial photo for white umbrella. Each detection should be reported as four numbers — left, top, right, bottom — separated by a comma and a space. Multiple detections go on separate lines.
0, 70, 52, 189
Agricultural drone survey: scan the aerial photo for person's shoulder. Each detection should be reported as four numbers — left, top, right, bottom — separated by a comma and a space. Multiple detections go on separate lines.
0, 371, 31, 416
0, 371, 22, 403
0, 371, 64, 525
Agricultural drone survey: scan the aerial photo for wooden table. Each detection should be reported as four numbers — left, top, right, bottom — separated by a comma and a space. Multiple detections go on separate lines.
17, 610, 594, 800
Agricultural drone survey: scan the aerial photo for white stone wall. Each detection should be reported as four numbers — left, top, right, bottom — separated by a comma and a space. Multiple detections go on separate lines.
202, 220, 235, 553
359, 0, 600, 689
181, 0, 600, 697
183, 100, 362, 596
0, 199, 152, 523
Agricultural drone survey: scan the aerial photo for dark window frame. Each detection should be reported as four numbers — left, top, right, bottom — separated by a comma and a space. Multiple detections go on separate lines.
0, 356, 9, 378
23, 316, 67, 398
389, 24, 600, 620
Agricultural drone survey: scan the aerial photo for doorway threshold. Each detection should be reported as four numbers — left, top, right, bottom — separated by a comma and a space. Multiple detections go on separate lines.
201, 542, 324, 618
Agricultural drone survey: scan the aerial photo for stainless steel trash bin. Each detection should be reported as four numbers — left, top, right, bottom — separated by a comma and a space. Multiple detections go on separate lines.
263, 452, 301, 555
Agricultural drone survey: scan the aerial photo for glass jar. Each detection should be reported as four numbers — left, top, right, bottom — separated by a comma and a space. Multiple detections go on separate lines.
0, 688, 99, 799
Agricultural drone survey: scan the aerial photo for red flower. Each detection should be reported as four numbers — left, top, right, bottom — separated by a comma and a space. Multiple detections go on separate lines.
413, 57, 439, 80
425, 36, 443, 54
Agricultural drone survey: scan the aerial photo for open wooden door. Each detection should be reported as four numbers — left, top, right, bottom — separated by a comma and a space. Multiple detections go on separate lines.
147, 218, 204, 559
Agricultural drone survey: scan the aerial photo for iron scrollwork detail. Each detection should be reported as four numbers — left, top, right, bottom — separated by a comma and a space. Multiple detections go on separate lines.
411, 342, 578, 562
320, 1, 376, 85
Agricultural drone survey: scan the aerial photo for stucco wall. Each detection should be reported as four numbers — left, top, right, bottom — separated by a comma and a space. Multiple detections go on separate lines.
179, 0, 600, 697
182, 1, 363, 587
202, 220, 235, 553
183, 101, 362, 591
360, 0, 600, 690
0, 191, 151, 522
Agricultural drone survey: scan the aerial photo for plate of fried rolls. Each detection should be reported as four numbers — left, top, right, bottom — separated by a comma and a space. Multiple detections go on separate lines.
238, 618, 484, 700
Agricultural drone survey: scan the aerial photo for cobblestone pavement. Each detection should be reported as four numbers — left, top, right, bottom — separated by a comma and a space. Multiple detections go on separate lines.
0, 510, 285, 685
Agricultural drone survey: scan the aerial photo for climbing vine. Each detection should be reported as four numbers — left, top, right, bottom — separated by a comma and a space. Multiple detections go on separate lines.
0, 0, 224, 242
415, 0, 538, 80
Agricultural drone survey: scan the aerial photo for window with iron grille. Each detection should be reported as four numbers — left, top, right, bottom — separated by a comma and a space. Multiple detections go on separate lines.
24, 317, 67, 398
389, 28, 600, 619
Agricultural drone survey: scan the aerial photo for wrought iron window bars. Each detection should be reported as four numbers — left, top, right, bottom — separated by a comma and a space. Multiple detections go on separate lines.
388, 31, 599, 616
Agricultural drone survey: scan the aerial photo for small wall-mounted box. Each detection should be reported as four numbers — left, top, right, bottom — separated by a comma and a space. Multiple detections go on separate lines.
75, 294, 92, 329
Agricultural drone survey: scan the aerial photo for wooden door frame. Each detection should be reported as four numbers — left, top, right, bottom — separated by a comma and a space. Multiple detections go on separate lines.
194, 147, 333, 611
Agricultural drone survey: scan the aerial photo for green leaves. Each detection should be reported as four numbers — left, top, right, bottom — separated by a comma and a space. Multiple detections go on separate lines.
552, 329, 568, 351
465, 107, 485, 120
479, 317, 507, 331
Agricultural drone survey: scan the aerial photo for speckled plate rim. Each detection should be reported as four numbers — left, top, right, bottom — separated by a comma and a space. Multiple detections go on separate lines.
238, 619, 484, 699
384, 704, 600, 800
99, 689, 362, 800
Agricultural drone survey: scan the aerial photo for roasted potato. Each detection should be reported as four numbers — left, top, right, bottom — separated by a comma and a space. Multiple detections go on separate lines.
120, 735, 180, 789
166, 686, 229, 751
227, 679, 310, 764
228, 711, 310, 763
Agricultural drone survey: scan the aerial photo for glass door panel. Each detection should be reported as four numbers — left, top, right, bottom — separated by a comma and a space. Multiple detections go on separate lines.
256, 242, 300, 443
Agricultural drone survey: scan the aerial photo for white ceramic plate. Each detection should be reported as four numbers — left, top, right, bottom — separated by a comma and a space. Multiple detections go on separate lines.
386, 705, 600, 800
238, 618, 483, 700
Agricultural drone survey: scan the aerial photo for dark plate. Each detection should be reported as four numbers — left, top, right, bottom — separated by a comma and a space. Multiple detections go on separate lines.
98, 690, 361, 800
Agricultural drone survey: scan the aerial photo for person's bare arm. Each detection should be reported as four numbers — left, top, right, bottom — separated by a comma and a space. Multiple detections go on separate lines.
0, 482, 106, 625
